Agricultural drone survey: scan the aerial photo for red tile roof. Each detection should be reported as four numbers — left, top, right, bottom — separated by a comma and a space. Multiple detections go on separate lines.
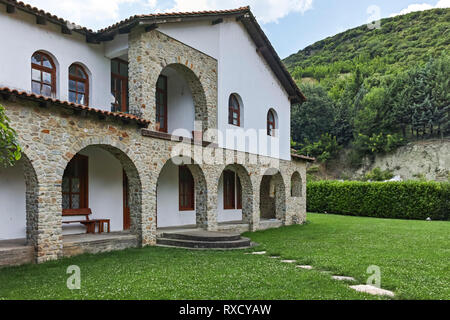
0, 87, 150, 126
1, 1, 306, 103
291, 152, 316, 162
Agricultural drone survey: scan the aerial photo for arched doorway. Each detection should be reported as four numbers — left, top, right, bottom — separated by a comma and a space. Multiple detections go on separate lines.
156, 156, 207, 229
217, 164, 253, 225
61, 145, 141, 236
259, 169, 286, 221
154, 63, 208, 138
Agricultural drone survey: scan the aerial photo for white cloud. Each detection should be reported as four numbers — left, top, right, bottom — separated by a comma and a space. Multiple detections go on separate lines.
165, 0, 314, 24
23, 0, 313, 29
390, 0, 450, 17
24, 0, 145, 29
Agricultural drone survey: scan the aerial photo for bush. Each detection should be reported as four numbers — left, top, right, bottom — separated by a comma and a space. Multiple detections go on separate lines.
307, 180, 449, 220
363, 167, 394, 181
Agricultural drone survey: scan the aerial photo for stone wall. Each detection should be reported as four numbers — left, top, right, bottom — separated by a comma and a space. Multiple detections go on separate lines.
2, 98, 307, 263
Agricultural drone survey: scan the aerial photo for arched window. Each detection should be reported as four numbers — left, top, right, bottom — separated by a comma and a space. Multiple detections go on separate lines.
31, 51, 56, 97
228, 94, 241, 127
267, 109, 276, 136
291, 172, 302, 197
69, 64, 89, 105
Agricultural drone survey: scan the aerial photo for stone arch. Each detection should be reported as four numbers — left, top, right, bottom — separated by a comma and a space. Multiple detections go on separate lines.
259, 168, 286, 221
21, 152, 40, 246
128, 29, 218, 138
218, 164, 253, 223
63, 138, 143, 238
156, 156, 208, 229
291, 171, 302, 197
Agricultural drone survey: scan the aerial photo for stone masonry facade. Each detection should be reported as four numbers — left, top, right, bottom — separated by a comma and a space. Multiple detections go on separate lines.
1, 28, 307, 264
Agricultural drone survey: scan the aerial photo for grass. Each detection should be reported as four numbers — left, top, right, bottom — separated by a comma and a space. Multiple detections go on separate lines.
0, 213, 448, 300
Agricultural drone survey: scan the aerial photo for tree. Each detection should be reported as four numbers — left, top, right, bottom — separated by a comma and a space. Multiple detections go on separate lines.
291, 83, 335, 144
0, 104, 21, 167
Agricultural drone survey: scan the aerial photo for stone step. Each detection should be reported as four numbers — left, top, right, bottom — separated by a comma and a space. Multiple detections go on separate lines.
156, 237, 252, 249
159, 231, 242, 242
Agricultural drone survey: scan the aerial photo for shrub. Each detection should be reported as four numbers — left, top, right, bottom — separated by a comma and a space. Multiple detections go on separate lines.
307, 180, 449, 220
363, 167, 394, 181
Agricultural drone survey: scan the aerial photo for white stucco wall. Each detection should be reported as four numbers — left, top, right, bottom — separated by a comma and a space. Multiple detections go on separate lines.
159, 19, 292, 160
0, 159, 26, 240
63, 147, 124, 235
163, 67, 195, 138
0, 4, 113, 110
156, 160, 196, 228
217, 171, 243, 223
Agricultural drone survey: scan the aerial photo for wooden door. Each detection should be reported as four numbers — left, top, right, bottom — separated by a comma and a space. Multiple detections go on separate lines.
123, 170, 131, 230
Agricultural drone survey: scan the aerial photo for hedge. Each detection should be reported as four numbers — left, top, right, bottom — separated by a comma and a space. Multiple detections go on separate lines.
307, 181, 449, 220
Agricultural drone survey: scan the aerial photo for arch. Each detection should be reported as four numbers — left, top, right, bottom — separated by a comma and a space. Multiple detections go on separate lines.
156, 156, 208, 229
154, 63, 208, 136
63, 140, 142, 238
291, 171, 302, 197
259, 169, 286, 221
228, 93, 243, 127
68, 63, 90, 106
267, 108, 278, 137
218, 164, 253, 224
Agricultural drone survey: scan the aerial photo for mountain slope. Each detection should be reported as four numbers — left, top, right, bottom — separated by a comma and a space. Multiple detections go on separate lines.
284, 8, 450, 83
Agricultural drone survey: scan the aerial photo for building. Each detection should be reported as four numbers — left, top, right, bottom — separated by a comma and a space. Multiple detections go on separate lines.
0, 1, 313, 266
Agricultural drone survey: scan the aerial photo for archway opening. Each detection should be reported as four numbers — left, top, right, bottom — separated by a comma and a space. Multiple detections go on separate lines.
156, 156, 207, 229
259, 170, 286, 221
218, 164, 253, 225
61, 145, 141, 236
291, 172, 302, 197
155, 64, 207, 138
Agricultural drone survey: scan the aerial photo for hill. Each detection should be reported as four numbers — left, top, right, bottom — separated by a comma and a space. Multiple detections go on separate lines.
284, 8, 450, 169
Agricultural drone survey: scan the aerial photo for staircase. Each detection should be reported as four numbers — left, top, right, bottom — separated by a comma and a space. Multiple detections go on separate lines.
156, 230, 252, 249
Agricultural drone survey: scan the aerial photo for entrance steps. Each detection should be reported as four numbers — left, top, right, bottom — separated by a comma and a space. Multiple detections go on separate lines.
156, 230, 252, 250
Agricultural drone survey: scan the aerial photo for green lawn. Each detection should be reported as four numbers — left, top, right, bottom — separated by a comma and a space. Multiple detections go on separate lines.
0, 214, 448, 300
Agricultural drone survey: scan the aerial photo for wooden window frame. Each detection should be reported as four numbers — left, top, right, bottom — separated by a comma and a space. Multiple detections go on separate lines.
111, 58, 129, 113
267, 110, 276, 136
31, 51, 56, 97
223, 170, 236, 210
62, 154, 89, 213
156, 75, 168, 133
228, 94, 241, 127
69, 64, 89, 106
179, 166, 195, 211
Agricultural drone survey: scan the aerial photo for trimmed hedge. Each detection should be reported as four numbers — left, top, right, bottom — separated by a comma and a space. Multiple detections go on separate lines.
307, 181, 449, 220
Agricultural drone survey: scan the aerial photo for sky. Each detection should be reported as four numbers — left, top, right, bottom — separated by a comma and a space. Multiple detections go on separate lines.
24, 0, 450, 58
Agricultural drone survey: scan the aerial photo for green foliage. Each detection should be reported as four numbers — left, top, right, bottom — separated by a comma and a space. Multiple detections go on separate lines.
307, 180, 449, 220
287, 9, 450, 164
363, 167, 394, 182
0, 104, 21, 167
297, 133, 341, 162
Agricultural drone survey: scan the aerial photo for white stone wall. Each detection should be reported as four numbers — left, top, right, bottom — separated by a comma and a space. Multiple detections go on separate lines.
0, 4, 113, 110
0, 158, 26, 240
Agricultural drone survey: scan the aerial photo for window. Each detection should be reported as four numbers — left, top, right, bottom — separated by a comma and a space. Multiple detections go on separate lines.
228, 94, 240, 126
223, 170, 236, 209
156, 75, 168, 133
179, 166, 194, 211
111, 59, 129, 113
69, 64, 89, 105
62, 155, 89, 211
267, 109, 276, 136
31, 51, 56, 97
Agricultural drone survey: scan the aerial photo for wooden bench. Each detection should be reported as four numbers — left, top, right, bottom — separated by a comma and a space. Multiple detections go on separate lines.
62, 209, 110, 234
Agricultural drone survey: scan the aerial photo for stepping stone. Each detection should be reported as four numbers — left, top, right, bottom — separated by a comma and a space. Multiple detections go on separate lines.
281, 260, 296, 264
245, 251, 266, 255
269, 256, 280, 259
349, 285, 395, 297
332, 275, 356, 282
297, 265, 313, 270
